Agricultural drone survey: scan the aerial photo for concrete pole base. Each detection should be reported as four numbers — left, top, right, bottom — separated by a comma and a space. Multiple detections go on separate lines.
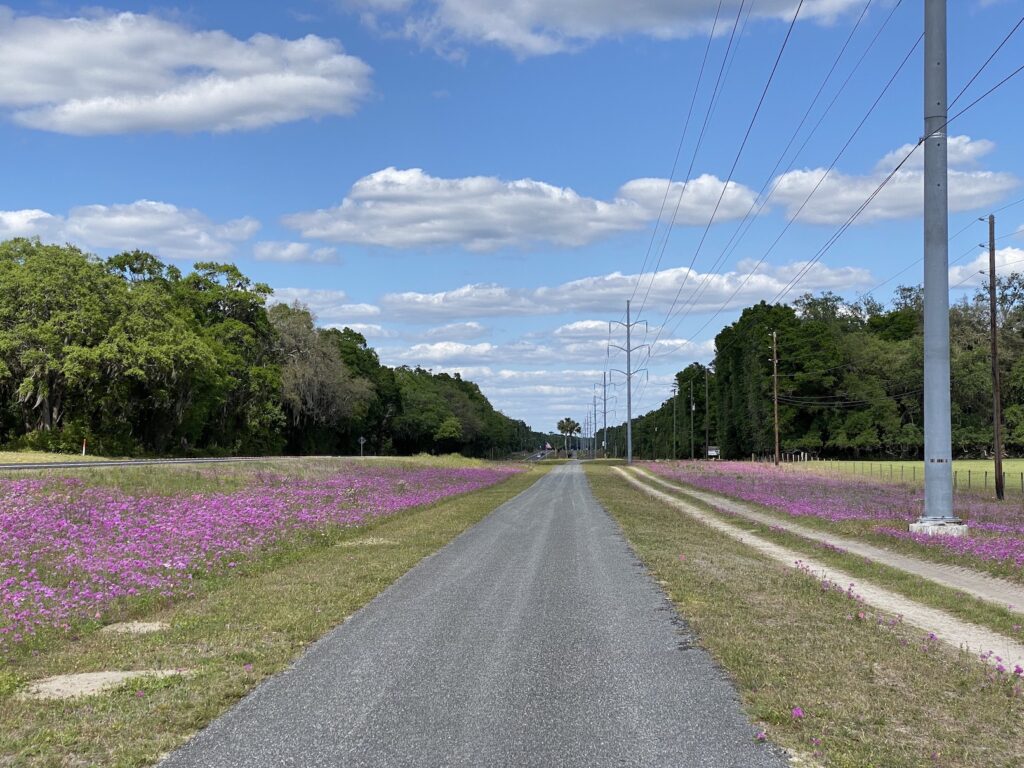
909, 520, 969, 537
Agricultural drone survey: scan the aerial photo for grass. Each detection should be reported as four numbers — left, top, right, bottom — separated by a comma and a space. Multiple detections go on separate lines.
0, 450, 115, 464
0, 463, 547, 767
585, 464, 1024, 768
634, 472, 1024, 641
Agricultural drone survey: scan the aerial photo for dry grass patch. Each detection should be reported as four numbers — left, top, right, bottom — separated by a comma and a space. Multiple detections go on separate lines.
586, 465, 1024, 768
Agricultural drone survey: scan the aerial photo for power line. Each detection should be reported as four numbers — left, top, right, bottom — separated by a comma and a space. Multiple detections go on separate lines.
655, 0, 891, 338
641, 0, 807, 343
633, 0, 749, 319
628, 0, 725, 307
653, 26, 923, 355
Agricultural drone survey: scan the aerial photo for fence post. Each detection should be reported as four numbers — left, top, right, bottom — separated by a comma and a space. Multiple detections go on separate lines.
953, 470, 958, 489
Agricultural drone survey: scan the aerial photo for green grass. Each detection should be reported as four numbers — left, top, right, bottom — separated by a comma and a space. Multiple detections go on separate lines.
0, 450, 116, 464
636, 473, 1024, 641
0, 464, 548, 767
586, 464, 1024, 768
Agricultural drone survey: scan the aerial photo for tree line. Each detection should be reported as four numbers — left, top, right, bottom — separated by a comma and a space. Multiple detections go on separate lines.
0, 239, 545, 458
607, 280, 1024, 460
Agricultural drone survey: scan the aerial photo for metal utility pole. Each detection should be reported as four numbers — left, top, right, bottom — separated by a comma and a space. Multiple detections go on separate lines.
602, 372, 609, 458
988, 214, 1005, 500
609, 300, 648, 465
918, 0, 958, 526
672, 383, 678, 460
772, 330, 780, 467
690, 379, 695, 460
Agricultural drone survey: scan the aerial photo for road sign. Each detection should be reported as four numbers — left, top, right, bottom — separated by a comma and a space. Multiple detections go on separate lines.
707, 445, 720, 459
358, 436, 366, 457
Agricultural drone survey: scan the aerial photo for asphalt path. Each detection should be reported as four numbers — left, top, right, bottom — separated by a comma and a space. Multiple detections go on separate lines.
161, 463, 788, 767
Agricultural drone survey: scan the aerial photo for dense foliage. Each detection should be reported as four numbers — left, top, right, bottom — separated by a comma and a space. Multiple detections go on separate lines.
611, 284, 1024, 460
0, 239, 543, 457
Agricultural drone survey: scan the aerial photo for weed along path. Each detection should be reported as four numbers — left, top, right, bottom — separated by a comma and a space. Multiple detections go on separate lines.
618, 467, 1024, 673
160, 463, 788, 768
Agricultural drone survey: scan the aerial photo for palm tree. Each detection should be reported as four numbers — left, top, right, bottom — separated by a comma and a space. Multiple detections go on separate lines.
557, 417, 581, 456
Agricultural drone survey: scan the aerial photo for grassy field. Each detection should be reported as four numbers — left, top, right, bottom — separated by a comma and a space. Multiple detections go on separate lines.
0, 450, 116, 464
785, 458, 1024, 494
0, 459, 547, 767
586, 464, 1024, 768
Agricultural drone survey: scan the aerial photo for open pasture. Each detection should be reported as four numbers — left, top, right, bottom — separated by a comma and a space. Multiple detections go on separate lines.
0, 457, 520, 655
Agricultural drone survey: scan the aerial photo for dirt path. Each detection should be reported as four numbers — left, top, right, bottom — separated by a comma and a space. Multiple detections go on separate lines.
617, 468, 1024, 673
635, 467, 1024, 613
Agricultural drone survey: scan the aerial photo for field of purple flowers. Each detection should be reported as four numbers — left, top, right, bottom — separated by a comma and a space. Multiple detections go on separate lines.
645, 461, 1024, 576
0, 462, 518, 652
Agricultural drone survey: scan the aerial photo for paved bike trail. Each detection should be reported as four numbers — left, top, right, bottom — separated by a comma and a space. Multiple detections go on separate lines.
161, 463, 787, 767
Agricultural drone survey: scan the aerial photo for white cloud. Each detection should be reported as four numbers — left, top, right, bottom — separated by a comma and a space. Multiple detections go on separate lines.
386, 334, 710, 367
773, 136, 1018, 225
422, 321, 489, 340
552, 320, 610, 338
283, 167, 755, 251
254, 241, 338, 263
0, 8, 372, 134
350, 0, 864, 56
270, 287, 381, 321
0, 200, 259, 260
380, 260, 873, 320
949, 246, 1024, 289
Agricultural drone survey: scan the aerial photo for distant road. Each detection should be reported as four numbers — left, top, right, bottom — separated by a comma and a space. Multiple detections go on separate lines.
160, 463, 787, 767
0, 456, 334, 472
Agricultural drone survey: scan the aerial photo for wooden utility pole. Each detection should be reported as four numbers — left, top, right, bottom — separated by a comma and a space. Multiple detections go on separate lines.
988, 213, 1005, 500
671, 382, 678, 460
704, 367, 710, 459
772, 330, 780, 467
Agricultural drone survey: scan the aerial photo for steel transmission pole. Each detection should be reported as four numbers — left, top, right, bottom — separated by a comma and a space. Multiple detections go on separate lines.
918, 0, 958, 526
602, 372, 608, 459
989, 214, 1005, 500
609, 300, 647, 465
672, 383, 678, 460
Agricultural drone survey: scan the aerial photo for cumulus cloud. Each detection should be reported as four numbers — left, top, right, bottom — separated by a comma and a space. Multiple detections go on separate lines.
348, 0, 864, 56
270, 287, 381, 322
773, 136, 1018, 225
379, 260, 872, 320
421, 321, 489, 340
0, 7, 372, 134
253, 241, 338, 263
0, 200, 259, 261
949, 247, 1024, 289
283, 167, 756, 251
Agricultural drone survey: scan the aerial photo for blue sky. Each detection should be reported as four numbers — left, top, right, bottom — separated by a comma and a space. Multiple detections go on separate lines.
1, 1, 1022, 433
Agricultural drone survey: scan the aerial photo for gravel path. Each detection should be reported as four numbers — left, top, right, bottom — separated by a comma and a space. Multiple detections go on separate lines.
160, 463, 788, 768
620, 468, 1024, 673
635, 467, 1024, 613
